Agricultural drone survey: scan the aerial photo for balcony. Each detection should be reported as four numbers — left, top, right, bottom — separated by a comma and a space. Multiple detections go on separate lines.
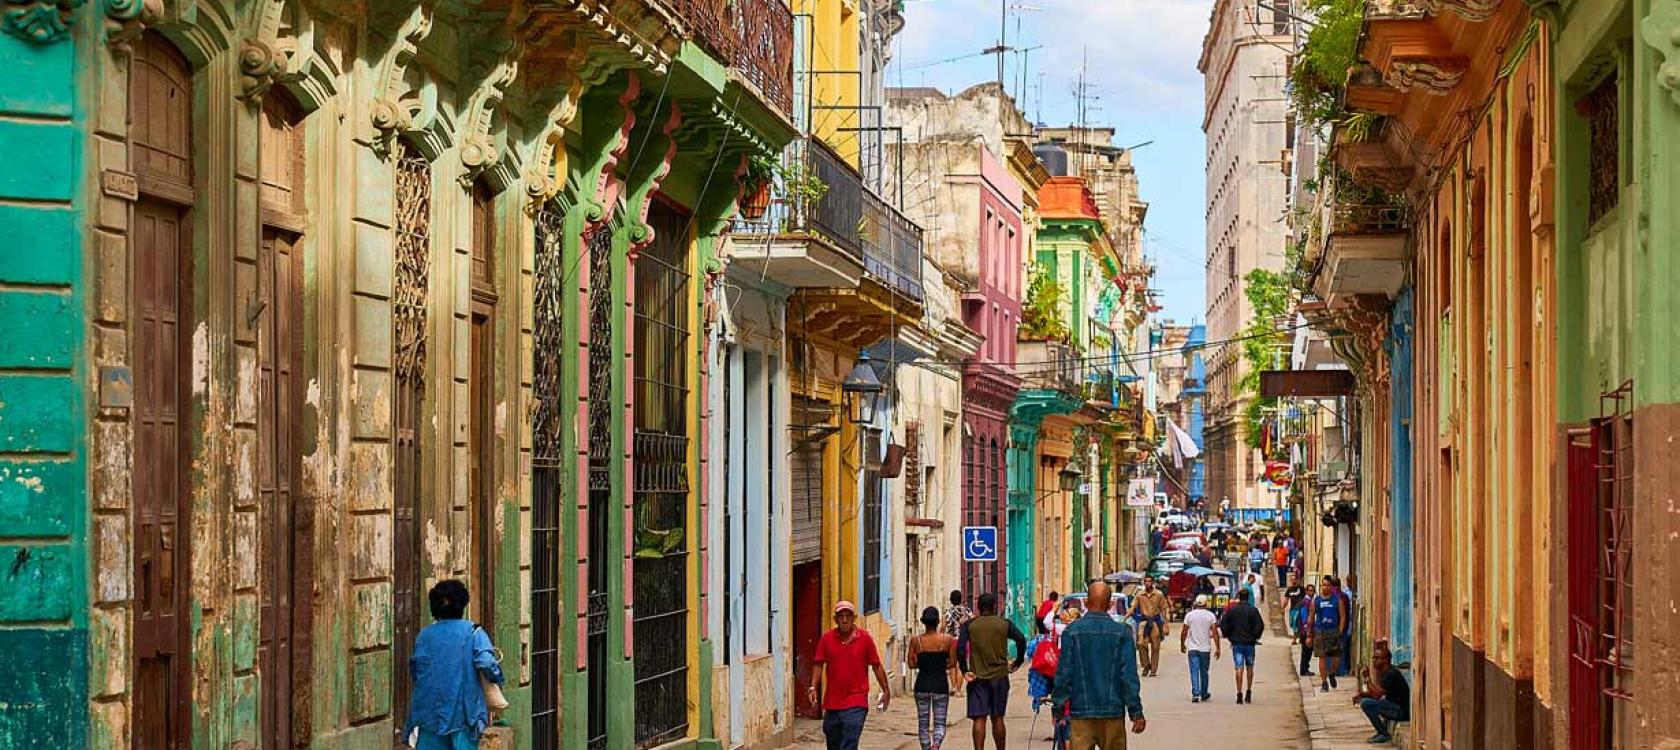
1017, 340, 1081, 395
861, 191, 925, 303
1317, 191, 1410, 304
661, 0, 795, 117
729, 139, 866, 288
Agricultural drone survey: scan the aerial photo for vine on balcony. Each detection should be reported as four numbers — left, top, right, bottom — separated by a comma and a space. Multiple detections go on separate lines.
1287, 0, 1365, 130
1240, 267, 1293, 452
1020, 269, 1072, 342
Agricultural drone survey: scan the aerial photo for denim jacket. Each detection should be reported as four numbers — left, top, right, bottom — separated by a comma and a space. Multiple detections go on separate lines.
1050, 610, 1145, 721
406, 619, 505, 739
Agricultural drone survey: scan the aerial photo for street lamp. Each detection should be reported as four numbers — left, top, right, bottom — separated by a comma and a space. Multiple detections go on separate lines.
841, 352, 885, 426
1058, 464, 1082, 493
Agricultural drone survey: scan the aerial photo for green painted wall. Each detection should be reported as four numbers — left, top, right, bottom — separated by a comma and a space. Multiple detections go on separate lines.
0, 24, 88, 749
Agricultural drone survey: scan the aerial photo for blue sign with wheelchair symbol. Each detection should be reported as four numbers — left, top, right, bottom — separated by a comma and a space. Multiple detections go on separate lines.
962, 526, 998, 562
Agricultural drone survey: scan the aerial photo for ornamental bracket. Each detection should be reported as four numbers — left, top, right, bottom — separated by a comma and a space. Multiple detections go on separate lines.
1642, 0, 1680, 108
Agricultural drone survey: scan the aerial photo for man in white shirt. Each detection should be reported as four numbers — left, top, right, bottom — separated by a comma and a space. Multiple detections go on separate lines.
1178, 595, 1222, 703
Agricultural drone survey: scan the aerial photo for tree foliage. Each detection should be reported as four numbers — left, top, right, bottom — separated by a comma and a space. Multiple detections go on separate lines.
1020, 269, 1072, 342
1288, 0, 1365, 130
1239, 268, 1292, 451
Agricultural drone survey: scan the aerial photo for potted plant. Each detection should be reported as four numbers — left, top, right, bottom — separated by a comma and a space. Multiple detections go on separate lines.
739, 154, 776, 221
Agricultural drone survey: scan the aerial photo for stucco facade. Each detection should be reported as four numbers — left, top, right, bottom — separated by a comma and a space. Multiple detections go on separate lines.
1198, 0, 1294, 514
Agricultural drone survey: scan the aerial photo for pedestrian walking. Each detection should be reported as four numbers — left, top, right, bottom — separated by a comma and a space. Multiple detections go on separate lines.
1241, 572, 1265, 605
1293, 584, 1316, 677
1311, 577, 1348, 691
809, 601, 891, 750
1051, 581, 1148, 749
1035, 591, 1061, 635
908, 607, 960, 750
1028, 602, 1083, 747
1178, 595, 1221, 703
1352, 646, 1411, 744
1283, 576, 1307, 637
957, 593, 1027, 750
1125, 577, 1171, 677
1272, 541, 1290, 589
1217, 589, 1265, 704
943, 590, 973, 638
405, 580, 506, 750
1337, 576, 1356, 677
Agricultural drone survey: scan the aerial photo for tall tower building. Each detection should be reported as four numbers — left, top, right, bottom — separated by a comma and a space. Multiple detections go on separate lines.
1197, 0, 1294, 515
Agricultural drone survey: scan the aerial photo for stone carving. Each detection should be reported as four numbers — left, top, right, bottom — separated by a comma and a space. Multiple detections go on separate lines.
459, 34, 521, 186
1642, 0, 1680, 108
102, 0, 154, 46
369, 2, 435, 151
1385, 58, 1466, 93
2, 0, 78, 43
1420, 0, 1500, 21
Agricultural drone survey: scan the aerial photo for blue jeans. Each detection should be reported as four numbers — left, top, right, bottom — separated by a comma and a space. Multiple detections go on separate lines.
1188, 650, 1211, 699
823, 707, 868, 750
1360, 698, 1405, 736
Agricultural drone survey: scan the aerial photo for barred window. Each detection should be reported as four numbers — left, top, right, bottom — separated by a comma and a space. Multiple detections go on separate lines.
863, 429, 885, 613
1577, 71, 1619, 226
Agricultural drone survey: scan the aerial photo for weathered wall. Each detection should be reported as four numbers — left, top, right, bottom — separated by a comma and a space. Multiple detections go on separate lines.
0, 14, 88, 748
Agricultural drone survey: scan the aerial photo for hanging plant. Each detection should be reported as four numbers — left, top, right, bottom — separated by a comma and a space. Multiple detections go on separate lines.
1020, 270, 1072, 342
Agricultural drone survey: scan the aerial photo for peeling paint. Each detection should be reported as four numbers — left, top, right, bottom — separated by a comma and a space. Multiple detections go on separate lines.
190, 322, 209, 395
494, 399, 507, 437
306, 378, 320, 407
13, 474, 42, 493
423, 518, 450, 571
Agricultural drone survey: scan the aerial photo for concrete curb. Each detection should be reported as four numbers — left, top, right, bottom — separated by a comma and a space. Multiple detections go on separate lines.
1287, 641, 1409, 749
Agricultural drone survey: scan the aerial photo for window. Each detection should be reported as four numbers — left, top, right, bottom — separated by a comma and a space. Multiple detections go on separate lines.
1578, 71, 1619, 226
469, 181, 497, 631
862, 429, 885, 614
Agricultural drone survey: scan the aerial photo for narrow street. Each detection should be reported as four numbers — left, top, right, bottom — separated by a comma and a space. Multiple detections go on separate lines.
790, 600, 1307, 749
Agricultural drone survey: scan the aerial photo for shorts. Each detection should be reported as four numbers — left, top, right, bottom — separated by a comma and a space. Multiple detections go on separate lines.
1231, 642, 1257, 668
966, 676, 1011, 718
1312, 631, 1343, 657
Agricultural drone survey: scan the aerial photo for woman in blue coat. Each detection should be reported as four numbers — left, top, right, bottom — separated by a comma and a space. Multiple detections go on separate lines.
406, 580, 505, 749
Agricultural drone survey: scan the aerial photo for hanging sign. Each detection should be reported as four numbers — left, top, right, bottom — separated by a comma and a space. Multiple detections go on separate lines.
1125, 478, 1156, 508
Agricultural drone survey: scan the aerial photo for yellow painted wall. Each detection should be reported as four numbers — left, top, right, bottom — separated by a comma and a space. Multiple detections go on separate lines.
795, 0, 862, 167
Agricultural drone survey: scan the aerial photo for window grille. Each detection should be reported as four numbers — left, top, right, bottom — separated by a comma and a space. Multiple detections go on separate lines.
585, 223, 613, 750
390, 141, 430, 736
1594, 382, 1634, 701
631, 202, 692, 747
1578, 72, 1619, 226
904, 423, 922, 512
529, 204, 565, 749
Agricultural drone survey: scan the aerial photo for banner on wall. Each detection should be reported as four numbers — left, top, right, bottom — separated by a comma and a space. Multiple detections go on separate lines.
1125, 478, 1156, 508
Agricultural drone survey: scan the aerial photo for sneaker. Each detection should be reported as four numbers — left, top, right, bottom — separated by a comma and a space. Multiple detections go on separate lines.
1245, 690, 1253, 704
1369, 735, 1392, 744
1201, 693, 1211, 701
1191, 696, 1201, 703
1330, 676, 1339, 689
1320, 682, 1329, 693
1235, 695, 1243, 704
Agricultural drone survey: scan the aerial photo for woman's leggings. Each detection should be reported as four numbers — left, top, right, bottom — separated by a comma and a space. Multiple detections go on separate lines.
915, 692, 949, 749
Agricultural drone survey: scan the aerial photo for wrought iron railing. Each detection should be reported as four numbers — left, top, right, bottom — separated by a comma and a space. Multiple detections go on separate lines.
733, 139, 864, 263
1017, 340, 1081, 394
862, 190, 925, 302
660, 0, 794, 115
1330, 199, 1409, 235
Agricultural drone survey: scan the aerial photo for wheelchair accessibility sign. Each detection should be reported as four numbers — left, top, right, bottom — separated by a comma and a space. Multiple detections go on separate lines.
962, 526, 999, 562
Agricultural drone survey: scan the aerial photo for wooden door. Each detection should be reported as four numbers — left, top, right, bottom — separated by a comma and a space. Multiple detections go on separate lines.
133, 196, 191, 750
258, 229, 306, 748
470, 307, 494, 629
131, 33, 193, 750
1566, 432, 1604, 750
391, 143, 432, 735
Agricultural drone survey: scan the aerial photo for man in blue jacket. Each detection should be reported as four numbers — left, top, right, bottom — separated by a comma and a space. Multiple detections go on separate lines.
1052, 581, 1148, 748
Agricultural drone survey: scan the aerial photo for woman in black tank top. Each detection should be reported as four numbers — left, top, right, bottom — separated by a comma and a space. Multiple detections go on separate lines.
909, 607, 960, 750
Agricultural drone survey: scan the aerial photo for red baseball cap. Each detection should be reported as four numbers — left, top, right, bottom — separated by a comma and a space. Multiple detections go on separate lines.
834, 600, 857, 615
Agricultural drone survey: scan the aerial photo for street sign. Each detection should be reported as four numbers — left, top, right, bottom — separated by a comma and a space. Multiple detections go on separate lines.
962, 526, 999, 562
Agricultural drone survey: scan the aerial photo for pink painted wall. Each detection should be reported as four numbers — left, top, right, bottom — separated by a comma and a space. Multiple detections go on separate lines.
970, 146, 1024, 365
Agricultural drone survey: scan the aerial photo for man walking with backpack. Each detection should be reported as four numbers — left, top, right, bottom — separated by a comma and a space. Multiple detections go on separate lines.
1217, 588, 1266, 704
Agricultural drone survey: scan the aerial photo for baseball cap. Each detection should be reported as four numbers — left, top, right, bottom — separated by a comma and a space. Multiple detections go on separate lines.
1194, 594, 1210, 607
834, 600, 857, 615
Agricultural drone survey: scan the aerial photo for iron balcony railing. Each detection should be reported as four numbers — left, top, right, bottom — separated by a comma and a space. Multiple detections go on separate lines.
733, 138, 865, 263
660, 0, 794, 116
861, 190, 924, 302
1017, 340, 1081, 394
1330, 199, 1409, 236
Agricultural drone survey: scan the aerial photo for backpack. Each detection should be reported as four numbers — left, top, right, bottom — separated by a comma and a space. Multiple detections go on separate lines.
1031, 628, 1061, 678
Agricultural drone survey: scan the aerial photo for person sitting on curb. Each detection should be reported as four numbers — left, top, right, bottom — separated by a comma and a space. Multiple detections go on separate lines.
1352, 646, 1410, 744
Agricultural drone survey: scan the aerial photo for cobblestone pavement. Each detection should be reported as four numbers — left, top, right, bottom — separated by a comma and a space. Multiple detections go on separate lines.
788, 597, 1309, 749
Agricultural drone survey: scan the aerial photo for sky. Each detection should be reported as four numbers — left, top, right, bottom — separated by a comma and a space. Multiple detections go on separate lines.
891, 0, 1212, 323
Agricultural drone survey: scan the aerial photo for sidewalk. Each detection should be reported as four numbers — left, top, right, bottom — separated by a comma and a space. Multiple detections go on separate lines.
1289, 641, 1408, 749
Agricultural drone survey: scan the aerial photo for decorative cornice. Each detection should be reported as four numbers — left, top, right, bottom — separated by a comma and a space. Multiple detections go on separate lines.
2, 0, 79, 43
1642, 0, 1680, 108
368, 2, 436, 153
1419, 0, 1500, 21
459, 33, 522, 186
1384, 57, 1467, 93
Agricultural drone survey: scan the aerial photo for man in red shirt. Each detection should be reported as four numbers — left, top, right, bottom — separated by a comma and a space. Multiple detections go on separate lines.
808, 600, 891, 750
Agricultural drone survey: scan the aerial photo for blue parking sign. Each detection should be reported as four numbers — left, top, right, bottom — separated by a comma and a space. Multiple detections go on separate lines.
962, 526, 998, 562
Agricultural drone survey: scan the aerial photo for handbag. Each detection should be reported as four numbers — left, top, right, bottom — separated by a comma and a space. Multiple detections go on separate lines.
475, 626, 509, 713
1030, 628, 1060, 678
